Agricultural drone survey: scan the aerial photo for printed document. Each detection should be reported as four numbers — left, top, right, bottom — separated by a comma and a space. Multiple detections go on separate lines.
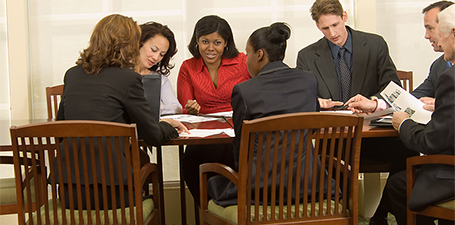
380, 81, 432, 124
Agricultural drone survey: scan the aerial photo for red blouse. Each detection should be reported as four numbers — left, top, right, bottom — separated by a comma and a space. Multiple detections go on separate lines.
177, 53, 251, 114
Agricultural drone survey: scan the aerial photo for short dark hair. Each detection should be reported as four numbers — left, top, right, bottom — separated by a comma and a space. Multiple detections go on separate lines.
248, 22, 291, 62
422, 1, 454, 14
310, 0, 344, 23
139, 22, 177, 76
187, 15, 239, 59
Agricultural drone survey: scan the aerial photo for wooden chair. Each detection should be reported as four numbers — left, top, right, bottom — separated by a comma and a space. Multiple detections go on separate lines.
0, 155, 43, 215
398, 70, 413, 92
200, 112, 364, 225
407, 155, 455, 224
45, 84, 64, 120
11, 120, 162, 225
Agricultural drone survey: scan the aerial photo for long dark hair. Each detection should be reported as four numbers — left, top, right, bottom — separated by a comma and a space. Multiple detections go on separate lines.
187, 15, 239, 59
139, 22, 177, 76
248, 22, 291, 62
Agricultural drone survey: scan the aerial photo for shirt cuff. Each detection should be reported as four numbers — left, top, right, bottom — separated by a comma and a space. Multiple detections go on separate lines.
372, 99, 388, 113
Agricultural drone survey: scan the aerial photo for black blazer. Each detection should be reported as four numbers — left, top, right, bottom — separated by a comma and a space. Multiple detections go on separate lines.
412, 55, 447, 99
296, 26, 401, 101
207, 61, 326, 207
400, 65, 455, 211
56, 66, 178, 185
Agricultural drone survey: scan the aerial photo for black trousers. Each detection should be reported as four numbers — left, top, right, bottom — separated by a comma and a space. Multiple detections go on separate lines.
182, 143, 235, 205
386, 170, 454, 225
361, 137, 419, 220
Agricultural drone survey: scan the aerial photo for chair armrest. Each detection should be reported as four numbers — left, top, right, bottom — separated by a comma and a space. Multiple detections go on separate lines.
199, 162, 239, 210
140, 163, 157, 188
407, 155, 455, 168
200, 162, 239, 186
406, 155, 455, 221
0, 156, 14, 164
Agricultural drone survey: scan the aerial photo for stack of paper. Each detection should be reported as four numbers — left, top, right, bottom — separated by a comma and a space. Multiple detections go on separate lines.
179, 128, 235, 138
160, 114, 220, 123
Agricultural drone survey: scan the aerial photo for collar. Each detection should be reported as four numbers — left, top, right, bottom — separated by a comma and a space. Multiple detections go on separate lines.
329, 26, 353, 58
256, 61, 290, 77
194, 53, 243, 72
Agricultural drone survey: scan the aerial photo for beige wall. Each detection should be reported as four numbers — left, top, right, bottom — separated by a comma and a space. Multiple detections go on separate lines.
6, 0, 30, 120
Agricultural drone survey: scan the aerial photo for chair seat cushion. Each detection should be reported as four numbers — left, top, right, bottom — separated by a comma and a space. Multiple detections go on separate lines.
29, 197, 154, 224
0, 177, 35, 204
0, 178, 16, 204
437, 199, 455, 209
207, 199, 345, 224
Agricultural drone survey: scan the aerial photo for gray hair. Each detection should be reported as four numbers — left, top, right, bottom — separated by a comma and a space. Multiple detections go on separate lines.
439, 4, 455, 37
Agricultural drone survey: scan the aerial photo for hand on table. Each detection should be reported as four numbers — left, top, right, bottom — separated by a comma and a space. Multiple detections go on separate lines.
419, 97, 435, 112
345, 94, 377, 114
318, 98, 343, 109
185, 100, 201, 115
392, 111, 410, 131
160, 118, 189, 134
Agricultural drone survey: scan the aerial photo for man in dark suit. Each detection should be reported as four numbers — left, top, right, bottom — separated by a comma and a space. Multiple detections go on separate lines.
297, 1, 420, 224
412, 1, 454, 112
386, 5, 455, 224
296, 0, 400, 110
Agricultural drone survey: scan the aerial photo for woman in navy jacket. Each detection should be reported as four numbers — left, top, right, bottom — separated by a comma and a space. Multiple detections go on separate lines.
207, 22, 328, 206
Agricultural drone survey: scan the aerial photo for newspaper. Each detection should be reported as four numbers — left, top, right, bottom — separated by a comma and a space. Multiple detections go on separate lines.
380, 81, 432, 124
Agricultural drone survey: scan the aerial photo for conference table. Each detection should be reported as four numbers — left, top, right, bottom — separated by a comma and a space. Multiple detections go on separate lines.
0, 114, 398, 225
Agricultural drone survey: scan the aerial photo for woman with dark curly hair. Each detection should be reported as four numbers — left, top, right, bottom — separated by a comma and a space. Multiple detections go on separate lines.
134, 22, 182, 115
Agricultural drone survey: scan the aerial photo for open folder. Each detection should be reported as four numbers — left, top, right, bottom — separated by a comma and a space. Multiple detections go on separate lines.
378, 81, 432, 124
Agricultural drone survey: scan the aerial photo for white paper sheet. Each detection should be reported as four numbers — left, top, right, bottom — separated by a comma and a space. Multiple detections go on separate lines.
179, 128, 235, 138
200, 111, 233, 118
160, 114, 219, 123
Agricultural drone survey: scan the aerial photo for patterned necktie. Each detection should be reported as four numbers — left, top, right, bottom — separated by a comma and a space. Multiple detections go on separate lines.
338, 47, 351, 102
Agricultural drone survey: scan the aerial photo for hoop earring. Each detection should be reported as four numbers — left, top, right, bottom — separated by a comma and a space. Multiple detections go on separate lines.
225, 46, 228, 51
196, 44, 199, 49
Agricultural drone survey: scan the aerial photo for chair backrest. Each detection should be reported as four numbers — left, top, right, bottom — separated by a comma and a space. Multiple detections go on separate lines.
397, 70, 413, 92
11, 121, 150, 225
407, 155, 455, 224
236, 112, 363, 224
45, 84, 64, 120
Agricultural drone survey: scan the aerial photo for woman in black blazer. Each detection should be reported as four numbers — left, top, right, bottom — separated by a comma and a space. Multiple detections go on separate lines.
56, 14, 187, 209
207, 22, 330, 207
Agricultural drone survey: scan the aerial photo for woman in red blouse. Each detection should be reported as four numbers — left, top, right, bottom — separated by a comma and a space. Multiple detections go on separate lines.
180, 15, 250, 205
177, 15, 251, 115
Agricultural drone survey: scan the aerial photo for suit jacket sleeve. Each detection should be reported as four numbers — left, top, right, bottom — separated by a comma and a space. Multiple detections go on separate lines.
296, 50, 309, 71
373, 36, 400, 99
399, 67, 455, 155
123, 75, 178, 146
231, 84, 248, 169
411, 55, 446, 99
